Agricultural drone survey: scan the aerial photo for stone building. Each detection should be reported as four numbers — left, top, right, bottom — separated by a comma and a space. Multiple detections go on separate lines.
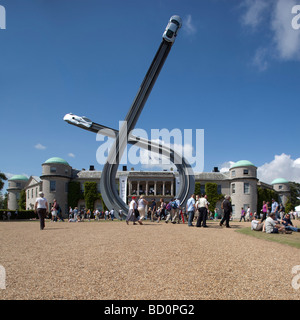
7, 175, 29, 211
7, 157, 291, 219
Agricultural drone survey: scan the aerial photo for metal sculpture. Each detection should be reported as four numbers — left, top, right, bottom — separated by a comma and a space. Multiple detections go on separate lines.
64, 16, 195, 218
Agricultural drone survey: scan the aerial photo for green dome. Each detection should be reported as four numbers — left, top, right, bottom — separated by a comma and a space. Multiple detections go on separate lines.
9, 175, 29, 181
44, 157, 69, 166
231, 160, 255, 169
271, 178, 289, 185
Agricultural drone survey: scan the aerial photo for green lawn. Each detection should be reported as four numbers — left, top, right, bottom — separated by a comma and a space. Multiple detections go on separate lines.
236, 227, 300, 249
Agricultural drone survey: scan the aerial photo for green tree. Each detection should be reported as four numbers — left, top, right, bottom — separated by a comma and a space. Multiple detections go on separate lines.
68, 181, 83, 209
84, 182, 99, 211
284, 197, 294, 213
205, 183, 224, 212
257, 187, 279, 213
18, 189, 26, 210
0, 172, 7, 191
289, 182, 300, 209
194, 182, 201, 196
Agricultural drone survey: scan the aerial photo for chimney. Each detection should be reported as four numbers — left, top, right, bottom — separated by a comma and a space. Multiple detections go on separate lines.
89, 165, 95, 171
123, 166, 127, 171
213, 167, 219, 172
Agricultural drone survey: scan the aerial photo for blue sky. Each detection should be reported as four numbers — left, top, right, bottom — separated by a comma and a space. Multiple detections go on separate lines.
1, 0, 300, 193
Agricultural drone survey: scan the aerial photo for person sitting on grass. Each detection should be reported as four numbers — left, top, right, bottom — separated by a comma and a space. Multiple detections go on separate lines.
251, 215, 264, 231
265, 213, 292, 234
281, 213, 300, 232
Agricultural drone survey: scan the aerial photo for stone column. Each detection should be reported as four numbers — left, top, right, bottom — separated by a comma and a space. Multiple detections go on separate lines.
163, 182, 165, 196
171, 182, 174, 196
129, 181, 132, 195
146, 181, 148, 195
154, 181, 157, 196
137, 182, 140, 196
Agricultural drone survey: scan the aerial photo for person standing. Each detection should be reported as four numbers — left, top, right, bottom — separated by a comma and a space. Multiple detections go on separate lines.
187, 194, 196, 227
110, 208, 115, 221
240, 207, 246, 222
246, 206, 251, 221
214, 208, 219, 221
196, 194, 208, 227
126, 197, 138, 225
220, 195, 232, 228
35, 191, 48, 230
271, 199, 279, 220
171, 197, 181, 224
150, 199, 157, 222
137, 195, 148, 225
261, 201, 268, 222
69, 207, 73, 220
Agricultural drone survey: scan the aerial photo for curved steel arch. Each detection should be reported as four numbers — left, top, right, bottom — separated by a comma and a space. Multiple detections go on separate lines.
64, 16, 195, 218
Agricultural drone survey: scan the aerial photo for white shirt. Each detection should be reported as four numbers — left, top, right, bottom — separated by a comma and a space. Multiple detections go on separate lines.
138, 199, 146, 208
129, 200, 137, 210
197, 197, 208, 208
187, 197, 195, 212
251, 219, 259, 230
265, 217, 277, 233
36, 197, 47, 209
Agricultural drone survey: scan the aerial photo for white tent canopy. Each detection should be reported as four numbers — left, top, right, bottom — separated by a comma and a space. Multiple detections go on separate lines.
295, 205, 300, 212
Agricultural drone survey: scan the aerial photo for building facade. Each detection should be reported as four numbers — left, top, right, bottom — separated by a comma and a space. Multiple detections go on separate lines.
7, 157, 291, 219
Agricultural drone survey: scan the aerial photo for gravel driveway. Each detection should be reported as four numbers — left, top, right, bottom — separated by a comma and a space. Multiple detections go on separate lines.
0, 220, 299, 300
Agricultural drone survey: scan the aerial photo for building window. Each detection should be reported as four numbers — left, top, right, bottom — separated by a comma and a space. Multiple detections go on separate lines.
232, 183, 235, 194
217, 185, 222, 194
65, 169, 68, 174
31, 189, 33, 198
243, 169, 249, 175
36, 188, 38, 197
50, 180, 56, 192
27, 190, 30, 199
50, 167, 57, 173
16, 183, 21, 188
16, 192, 20, 200
244, 183, 250, 194
232, 205, 235, 216
231, 170, 235, 177
244, 204, 249, 211
279, 185, 282, 190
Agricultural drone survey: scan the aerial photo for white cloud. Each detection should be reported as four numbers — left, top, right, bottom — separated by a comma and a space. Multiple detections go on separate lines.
220, 154, 300, 184
240, 0, 269, 28
271, 0, 300, 60
219, 161, 235, 173
68, 153, 75, 158
252, 47, 269, 71
240, 0, 300, 70
34, 143, 46, 150
257, 153, 300, 184
183, 14, 196, 36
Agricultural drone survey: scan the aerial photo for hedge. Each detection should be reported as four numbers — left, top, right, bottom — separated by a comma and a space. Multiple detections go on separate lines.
0, 209, 37, 220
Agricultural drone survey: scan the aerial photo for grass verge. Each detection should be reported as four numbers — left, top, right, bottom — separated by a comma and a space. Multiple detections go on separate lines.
236, 227, 300, 249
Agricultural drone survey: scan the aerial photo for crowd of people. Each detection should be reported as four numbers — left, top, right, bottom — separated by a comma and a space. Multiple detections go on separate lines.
125, 194, 234, 228
250, 199, 300, 234
32, 191, 300, 233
